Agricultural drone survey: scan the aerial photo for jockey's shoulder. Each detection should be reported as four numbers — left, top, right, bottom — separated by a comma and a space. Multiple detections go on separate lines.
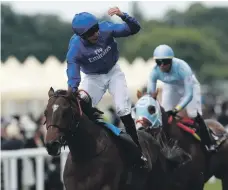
172, 57, 188, 65
69, 34, 81, 46
173, 57, 190, 66
67, 35, 82, 58
172, 57, 192, 71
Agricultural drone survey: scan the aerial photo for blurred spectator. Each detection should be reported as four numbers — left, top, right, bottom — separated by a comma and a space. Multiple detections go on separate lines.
108, 106, 121, 127
141, 86, 147, 95
21, 115, 37, 139
1, 127, 7, 142
20, 115, 39, 190
203, 105, 218, 120
1, 118, 24, 150
217, 101, 228, 128
1, 119, 24, 190
46, 157, 63, 190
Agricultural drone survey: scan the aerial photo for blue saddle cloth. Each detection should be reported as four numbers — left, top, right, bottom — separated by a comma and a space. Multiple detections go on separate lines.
103, 122, 122, 136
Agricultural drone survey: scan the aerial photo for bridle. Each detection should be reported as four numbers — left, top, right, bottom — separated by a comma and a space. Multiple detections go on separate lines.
45, 93, 83, 135
45, 90, 108, 158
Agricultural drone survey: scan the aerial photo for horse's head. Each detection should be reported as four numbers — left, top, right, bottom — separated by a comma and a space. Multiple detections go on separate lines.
137, 88, 163, 104
134, 94, 163, 130
44, 87, 82, 156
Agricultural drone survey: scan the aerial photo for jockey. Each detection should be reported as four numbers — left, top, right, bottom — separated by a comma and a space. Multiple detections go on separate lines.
147, 44, 217, 152
66, 7, 147, 166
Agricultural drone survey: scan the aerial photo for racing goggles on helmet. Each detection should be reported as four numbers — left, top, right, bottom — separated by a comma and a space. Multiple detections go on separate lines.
81, 24, 99, 38
155, 59, 172, 66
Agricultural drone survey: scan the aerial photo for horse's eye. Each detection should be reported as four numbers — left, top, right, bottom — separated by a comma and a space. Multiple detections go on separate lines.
148, 106, 156, 114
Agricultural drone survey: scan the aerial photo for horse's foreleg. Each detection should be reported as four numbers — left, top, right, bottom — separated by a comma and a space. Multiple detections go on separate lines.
222, 175, 228, 190
186, 172, 205, 190
186, 183, 204, 190
101, 185, 112, 190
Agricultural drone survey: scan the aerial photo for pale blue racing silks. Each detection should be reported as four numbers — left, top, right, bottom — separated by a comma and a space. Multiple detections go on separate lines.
147, 57, 199, 110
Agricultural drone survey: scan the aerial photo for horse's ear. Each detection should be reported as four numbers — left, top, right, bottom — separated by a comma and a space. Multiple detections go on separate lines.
48, 87, 54, 97
137, 90, 143, 99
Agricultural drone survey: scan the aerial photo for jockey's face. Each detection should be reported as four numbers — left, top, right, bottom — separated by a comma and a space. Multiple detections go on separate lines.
87, 31, 99, 44
82, 24, 99, 44
156, 59, 172, 73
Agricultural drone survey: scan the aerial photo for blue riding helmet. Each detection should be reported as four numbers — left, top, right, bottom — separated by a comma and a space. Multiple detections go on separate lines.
72, 12, 98, 36
135, 94, 162, 128
153, 45, 174, 59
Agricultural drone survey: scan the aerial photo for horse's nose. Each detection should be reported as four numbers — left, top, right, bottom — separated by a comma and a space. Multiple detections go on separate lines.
45, 142, 52, 150
45, 141, 61, 156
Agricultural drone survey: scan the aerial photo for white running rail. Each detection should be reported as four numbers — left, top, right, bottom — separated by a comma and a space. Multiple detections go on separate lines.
1, 147, 69, 190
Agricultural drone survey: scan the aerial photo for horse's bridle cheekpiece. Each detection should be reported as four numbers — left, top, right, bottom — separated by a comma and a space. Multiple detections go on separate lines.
46, 92, 83, 137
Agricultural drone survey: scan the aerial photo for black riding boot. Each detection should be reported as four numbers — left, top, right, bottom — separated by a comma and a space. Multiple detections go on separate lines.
195, 113, 217, 152
120, 114, 148, 167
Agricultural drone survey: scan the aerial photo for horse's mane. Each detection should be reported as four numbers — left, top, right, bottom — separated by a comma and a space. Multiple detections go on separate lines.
54, 89, 104, 124
83, 107, 104, 124
54, 90, 68, 96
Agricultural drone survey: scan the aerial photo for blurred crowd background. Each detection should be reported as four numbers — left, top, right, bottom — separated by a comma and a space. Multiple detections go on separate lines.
1, 1, 228, 190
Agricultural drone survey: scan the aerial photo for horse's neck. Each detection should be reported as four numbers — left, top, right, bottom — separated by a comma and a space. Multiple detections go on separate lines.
67, 115, 107, 162
162, 116, 190, 147
161, 110, 171, 136
161, 112, 179, 140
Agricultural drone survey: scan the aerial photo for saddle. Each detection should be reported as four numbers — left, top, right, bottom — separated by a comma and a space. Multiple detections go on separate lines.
168, 116, 201, 141
168, 115, 228, 148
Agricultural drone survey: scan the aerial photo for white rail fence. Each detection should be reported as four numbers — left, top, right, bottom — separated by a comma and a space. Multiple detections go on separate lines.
1, 147, 218, 190
1, 147, 69, 190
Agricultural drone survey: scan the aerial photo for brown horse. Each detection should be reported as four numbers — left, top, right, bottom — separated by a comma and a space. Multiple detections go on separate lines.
44, 87, 170, 190
136, 92, 228, 190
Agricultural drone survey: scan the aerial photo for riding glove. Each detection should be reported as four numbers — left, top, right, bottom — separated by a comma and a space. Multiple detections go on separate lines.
166, 108, 179, 117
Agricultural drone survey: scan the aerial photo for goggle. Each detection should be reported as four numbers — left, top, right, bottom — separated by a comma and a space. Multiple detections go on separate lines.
81, 24, 99, 38
155, 59, 172, 66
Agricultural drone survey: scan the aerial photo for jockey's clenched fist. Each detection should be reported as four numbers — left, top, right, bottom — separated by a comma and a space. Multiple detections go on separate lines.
108, 7, 124, 17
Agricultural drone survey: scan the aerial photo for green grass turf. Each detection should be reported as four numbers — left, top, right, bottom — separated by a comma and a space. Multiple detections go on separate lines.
204, 179, 222, 190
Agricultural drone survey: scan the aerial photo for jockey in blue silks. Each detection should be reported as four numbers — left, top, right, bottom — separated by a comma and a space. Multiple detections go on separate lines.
66, 7, 147, 166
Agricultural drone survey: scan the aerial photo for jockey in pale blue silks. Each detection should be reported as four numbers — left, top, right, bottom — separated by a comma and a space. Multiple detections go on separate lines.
146, 44, 217, 151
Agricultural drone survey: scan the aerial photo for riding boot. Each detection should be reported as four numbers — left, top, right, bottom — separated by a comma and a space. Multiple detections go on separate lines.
120, 114, 148, 167
119, 133, 144, 164
195, 113, 217, 152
